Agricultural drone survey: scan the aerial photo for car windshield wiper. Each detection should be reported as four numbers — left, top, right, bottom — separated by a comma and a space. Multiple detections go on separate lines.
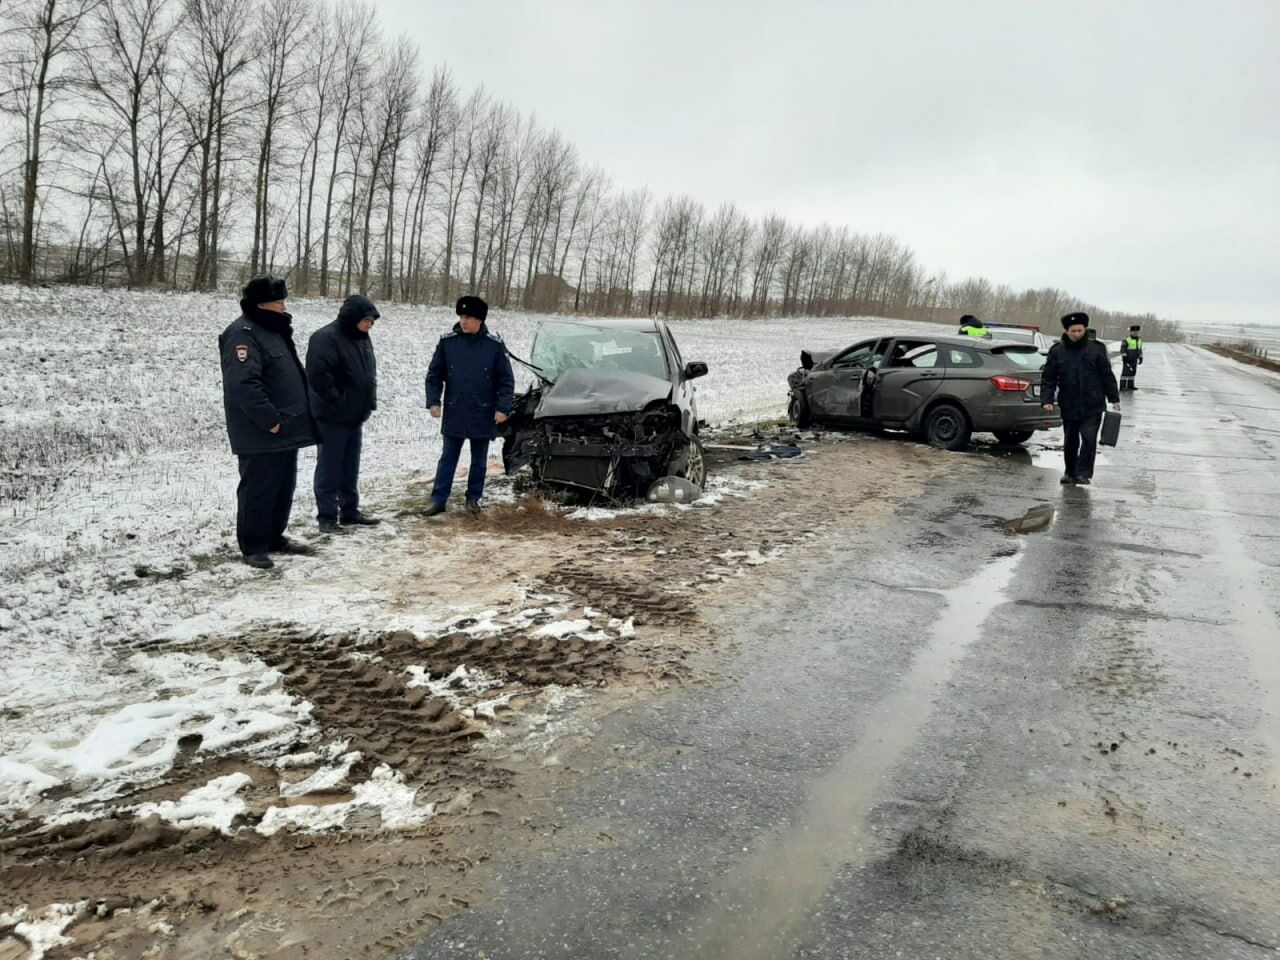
507, 348, 555, 386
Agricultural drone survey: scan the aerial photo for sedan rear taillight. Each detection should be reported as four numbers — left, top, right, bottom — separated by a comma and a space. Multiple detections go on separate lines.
990, 375, 1032, 392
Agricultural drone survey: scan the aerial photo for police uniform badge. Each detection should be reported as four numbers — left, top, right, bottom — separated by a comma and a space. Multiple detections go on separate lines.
235, 344, 250, 362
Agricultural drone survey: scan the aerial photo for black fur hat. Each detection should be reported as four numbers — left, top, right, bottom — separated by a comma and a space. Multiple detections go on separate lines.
456, 295, 488, 322
1129, 324, 1141, 332
960, 314, 979, 325
1061, 311, 1089, 330
241, 274, 288, 308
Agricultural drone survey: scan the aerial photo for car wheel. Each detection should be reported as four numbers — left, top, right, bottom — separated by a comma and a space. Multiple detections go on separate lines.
788, 391, 812, 428
677, 436, 707, 488
993, 430, 1034, 445
924, 403, 972, 451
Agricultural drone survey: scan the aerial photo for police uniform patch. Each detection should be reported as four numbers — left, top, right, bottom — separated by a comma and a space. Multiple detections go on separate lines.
235, 344, 250, 362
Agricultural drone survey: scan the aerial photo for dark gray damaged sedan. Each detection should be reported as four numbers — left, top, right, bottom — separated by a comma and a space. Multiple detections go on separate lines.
787, 334, 1061, 450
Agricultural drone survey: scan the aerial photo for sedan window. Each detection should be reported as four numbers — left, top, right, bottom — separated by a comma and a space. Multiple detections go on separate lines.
833, 343, 876, 368
886, 341, 939, 369
994, 346, 1046, 370
944, 347, 983, 368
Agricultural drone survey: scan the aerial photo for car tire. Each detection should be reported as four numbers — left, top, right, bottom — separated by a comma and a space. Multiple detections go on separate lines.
924, 403, 972, 451
677, 436, 707, 488
993, 430, 1034, 445
788, 391, 812, 428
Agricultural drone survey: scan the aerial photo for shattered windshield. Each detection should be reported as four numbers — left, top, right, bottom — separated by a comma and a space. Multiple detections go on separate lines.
531, 322, 670, 382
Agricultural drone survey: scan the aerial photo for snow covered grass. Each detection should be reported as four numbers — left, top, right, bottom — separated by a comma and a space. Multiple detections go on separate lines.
1, 282, 940, 823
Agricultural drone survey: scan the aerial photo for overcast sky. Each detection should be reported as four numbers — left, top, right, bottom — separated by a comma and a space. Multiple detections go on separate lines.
377, 0, 1279, 326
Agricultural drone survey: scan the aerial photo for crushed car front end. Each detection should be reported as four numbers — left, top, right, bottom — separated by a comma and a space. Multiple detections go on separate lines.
500, 321, 705, 499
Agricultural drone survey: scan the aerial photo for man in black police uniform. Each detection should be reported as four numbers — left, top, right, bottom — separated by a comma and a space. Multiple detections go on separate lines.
1041, 311, 1120, 486
307, 294, 380, 533
219, 275, 318, 569
423, 295, 515, 516
1119, 324, 1144, 391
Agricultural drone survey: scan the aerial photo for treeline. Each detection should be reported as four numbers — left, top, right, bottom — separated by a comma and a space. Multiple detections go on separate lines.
0, 0, 1179, 341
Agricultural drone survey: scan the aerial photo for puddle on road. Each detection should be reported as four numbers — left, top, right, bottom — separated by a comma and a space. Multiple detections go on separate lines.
1000, 504, 1056, 535
661, 549, 1023, 960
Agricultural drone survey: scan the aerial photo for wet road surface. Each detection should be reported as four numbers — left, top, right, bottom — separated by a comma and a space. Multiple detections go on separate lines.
403, 344, 1280, 959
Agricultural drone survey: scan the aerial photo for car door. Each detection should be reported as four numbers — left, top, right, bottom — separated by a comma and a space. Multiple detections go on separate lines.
806, 339, 886, 422
871, 340, 943, 423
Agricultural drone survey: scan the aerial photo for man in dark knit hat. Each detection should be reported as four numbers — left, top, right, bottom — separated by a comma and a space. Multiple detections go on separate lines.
219, 275, 318, 568
1120, 324, 1144, 391
307, 294, 381, 533
423, 295, 515, 516
1041, 312, 1120, 486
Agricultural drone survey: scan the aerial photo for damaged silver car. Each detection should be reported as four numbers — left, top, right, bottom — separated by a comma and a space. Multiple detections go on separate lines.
500, 318, 709, 499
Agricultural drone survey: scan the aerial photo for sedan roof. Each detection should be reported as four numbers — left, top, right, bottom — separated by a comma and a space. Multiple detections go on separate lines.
895, 334, 1038, 351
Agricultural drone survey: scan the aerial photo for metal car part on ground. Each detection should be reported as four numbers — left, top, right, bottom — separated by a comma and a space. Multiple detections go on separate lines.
788, 334, 1061, 451
500, 318, 709, 499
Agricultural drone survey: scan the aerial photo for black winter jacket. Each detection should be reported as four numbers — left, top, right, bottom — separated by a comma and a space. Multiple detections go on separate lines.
1041, 334, 1120, 419
425, 322, 515, 439
306, 296, 378, 425
219, 307, 319, 455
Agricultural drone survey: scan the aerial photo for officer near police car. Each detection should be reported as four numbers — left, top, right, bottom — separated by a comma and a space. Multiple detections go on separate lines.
219, 275, 318, 569
423, 295, 515, 516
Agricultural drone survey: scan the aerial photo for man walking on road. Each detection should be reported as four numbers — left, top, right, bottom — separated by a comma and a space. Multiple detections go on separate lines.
1041, 312, 1120, 486
219, 275, 318, 569
307, 294, 381, 533
423, 295, 515, 517
1120, 324, 1144, 391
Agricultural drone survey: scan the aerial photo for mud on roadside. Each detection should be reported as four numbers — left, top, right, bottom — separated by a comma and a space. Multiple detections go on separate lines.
1, 427, 944, 960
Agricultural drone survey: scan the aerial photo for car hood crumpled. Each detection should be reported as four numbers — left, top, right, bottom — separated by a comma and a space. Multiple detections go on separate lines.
800, 348, 834, 370
534, 368, 673, 418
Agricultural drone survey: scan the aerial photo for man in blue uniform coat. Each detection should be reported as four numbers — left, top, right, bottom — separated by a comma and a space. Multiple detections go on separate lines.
423, 295, 515, 516
219, 275, 318, 568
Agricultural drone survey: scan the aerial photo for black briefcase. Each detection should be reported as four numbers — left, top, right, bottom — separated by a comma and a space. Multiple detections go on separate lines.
1100, 409, 1122, 446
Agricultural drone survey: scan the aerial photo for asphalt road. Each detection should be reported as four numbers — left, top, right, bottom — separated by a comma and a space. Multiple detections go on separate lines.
403, 344, 1280, 960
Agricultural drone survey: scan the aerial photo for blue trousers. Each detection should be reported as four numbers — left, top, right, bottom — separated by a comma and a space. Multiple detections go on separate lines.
313, 421, 363, 523
431, 435, 491, 505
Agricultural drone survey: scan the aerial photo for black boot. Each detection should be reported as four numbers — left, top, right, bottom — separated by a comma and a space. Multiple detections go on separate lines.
1060, 474, 1077, 485
271, 537, 316, 556
423, 502, 446, 517
465, 500, 482, 516
318, 519, 345, 534
341, 512, 381, 526
243, 553, 274, 570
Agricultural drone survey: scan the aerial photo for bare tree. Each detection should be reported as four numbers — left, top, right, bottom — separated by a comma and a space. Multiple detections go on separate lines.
3, 0, 98, 281
247, 0, 308, 275
182, 0, 253, 289
317, 0, 374, 295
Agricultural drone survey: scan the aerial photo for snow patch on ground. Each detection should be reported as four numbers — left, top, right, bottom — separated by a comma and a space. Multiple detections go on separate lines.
405, 664, 504, 703
129, 772, 252, 833
0, 901, 87, 960
2, 651, 312, 817
256, 764, 433, 836
278, 751, 362, 798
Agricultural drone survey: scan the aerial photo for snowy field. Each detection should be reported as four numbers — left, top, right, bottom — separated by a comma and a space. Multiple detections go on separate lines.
0, 282, 942, 828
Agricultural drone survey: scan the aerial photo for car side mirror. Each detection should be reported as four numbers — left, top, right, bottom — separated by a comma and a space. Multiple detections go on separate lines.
684, 361, 709, 380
